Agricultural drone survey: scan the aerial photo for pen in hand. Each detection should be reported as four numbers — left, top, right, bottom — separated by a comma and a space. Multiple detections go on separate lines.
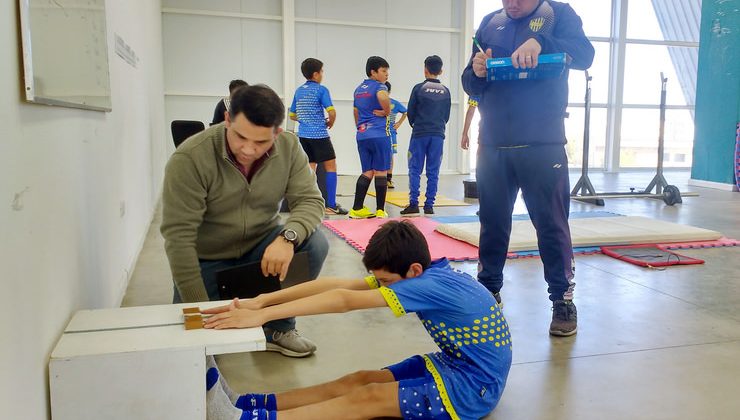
472, 37, 486, 55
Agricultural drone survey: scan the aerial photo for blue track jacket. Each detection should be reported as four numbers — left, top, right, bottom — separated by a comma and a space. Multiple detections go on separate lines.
461, 0, 594, 147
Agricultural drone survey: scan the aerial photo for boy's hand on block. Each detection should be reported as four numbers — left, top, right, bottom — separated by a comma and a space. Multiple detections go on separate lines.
203, 298, 262, 330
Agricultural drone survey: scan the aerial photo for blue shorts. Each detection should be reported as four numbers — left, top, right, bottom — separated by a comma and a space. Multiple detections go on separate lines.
386, 356, 452, 420
357, 136, 392, 171
391, 133, 398, 154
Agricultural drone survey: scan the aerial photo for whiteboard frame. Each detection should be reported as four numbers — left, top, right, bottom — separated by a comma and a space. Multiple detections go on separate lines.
18, 0, 113, 112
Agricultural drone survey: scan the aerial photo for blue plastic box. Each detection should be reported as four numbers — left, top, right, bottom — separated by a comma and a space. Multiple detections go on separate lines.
486, 53, 572, 81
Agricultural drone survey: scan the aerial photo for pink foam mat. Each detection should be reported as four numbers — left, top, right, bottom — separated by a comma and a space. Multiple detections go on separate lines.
322, 217, 480, 261
323, 218, 738, 262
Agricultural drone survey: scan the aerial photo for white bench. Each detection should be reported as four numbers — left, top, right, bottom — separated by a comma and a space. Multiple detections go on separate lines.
50, 301, 265, 420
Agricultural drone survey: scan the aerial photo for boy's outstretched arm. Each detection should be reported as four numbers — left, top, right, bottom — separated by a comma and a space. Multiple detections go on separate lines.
202, 276, 369, 312
203, 288, 387, 329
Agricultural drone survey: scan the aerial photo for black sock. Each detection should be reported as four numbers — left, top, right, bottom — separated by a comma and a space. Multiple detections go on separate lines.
375, 176, 388, 211
353, 175, 372, 210
387, 173, 393, 182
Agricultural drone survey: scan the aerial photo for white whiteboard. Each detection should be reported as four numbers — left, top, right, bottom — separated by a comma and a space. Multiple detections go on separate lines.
19, 0, 112, 111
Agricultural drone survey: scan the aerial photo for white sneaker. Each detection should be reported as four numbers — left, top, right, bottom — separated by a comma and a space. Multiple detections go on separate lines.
264, 328, 317, 358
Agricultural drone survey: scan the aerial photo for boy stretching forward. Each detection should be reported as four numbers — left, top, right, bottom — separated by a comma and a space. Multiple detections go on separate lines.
289, 58, 348, 215
203, 220, 512, 420
349, 56, 393, 219
401, 55, 451, 217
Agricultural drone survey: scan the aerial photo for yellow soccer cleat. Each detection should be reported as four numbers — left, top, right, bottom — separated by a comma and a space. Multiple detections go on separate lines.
375, 209, 389, 219
349, 206, 376, 219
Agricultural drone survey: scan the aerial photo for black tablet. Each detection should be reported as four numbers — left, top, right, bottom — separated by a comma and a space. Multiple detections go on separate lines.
214, 261, 281, 300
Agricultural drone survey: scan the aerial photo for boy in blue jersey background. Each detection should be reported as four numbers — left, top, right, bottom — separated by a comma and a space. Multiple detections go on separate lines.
289, 58, 348, 215
460, 95, 479, 150
401, 55, 451, 217
383, 81, 408, 189
349, 56, 393, 219
203, 220, 512, 420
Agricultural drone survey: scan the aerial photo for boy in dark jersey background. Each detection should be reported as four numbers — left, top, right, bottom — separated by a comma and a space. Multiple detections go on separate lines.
401, 56, 451, 217
349, 56, 393, 219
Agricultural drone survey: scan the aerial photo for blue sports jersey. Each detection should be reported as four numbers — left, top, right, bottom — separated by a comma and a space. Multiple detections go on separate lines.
289, 80, 334, 139
389, 98, 407, 135
367, 259, 512, 419
353, 79, 390, 140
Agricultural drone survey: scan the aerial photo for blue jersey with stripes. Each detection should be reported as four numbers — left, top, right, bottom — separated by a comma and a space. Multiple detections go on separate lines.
368, 258, 512, 419
353, 79, 390, 140
289, 80, 334, 139
389, 98, 407, 135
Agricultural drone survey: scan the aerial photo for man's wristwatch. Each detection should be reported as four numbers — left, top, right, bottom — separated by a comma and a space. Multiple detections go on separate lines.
280, 229, 299, 248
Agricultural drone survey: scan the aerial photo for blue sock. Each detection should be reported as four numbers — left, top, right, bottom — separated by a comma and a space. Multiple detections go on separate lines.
326, 171, 337, 208
235, 393, 277, 411
206, 367, 219, 391
245, 409, 277, 420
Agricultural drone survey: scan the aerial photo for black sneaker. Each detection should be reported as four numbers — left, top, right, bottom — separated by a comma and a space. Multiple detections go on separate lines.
549, 300, 577, 336
493, 292, 503, 308
423, 206, 434, 215
400, 205, 421, 217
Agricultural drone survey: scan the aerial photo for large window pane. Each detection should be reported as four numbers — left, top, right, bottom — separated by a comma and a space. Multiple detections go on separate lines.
620, 108, 694, 168
565, 107, 607, 168
568, 41, 610, 104
623, 44, 698, 106
562, 0, 612, 38
627, 0, 701, 42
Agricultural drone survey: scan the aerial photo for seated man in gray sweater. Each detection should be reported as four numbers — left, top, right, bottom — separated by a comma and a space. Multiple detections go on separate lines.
161, 84, 328, 357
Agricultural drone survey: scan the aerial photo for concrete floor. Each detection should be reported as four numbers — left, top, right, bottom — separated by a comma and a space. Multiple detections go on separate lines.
123, 170, 740, 420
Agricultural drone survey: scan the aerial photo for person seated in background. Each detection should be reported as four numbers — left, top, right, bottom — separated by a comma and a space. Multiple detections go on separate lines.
211, 79, 248, 125
161, 84, 328, 358
203, 220, 512, 420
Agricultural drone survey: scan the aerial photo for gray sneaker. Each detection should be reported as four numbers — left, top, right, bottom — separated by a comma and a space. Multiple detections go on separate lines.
264, 328, 317, 357
549, 300, 577, 336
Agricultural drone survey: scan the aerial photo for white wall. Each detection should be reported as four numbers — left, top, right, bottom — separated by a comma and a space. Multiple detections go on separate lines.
0, 0, 166, 418
162, 0, 470, 175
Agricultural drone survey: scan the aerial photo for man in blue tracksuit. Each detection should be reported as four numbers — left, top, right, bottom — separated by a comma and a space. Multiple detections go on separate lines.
462, 0, 594, 336
401, 55, 451, 217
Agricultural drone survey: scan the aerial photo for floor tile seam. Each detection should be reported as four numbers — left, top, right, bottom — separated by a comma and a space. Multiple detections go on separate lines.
510, 338, 740, 367
576, 258, 709, 309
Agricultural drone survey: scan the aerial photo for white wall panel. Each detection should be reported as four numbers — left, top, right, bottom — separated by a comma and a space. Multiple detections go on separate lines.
163, 0, 281, 15
296, 0, 387, 23
385, 0, 459, 28
163, 14, 244, 94
240, 20, 284, 95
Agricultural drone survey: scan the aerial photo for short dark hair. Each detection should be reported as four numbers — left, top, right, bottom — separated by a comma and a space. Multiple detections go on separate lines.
384, 81, 392, 92
424, 55, 443, 75
301, 58, 323, 80
366, 56, 390, 77
229, 84, 285, 128
362, 221, 431, 277
229, 79, 248, 93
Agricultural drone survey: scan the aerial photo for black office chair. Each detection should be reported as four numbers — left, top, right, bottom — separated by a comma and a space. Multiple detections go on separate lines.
170, 120, 205, 148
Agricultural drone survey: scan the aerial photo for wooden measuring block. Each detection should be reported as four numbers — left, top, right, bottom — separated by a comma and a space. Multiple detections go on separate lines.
183, 307, 203, 330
